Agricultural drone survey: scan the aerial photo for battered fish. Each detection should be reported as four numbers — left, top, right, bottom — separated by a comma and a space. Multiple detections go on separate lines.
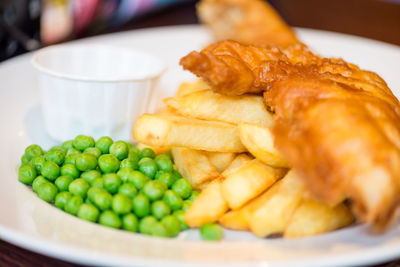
180, 40, 400, 230
197, 0, 299, 47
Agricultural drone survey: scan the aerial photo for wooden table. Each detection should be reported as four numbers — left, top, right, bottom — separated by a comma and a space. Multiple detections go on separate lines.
2, 1, 400, 266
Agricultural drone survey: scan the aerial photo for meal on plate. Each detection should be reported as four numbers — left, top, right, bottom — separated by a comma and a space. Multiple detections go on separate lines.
17, 0, 399, 241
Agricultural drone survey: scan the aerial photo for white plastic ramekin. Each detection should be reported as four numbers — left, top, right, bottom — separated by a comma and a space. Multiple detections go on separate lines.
31, 44, 165, 142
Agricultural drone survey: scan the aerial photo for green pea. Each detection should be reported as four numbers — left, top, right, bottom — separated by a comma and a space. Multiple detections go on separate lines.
138, 157, 152, 165
127, 171, 150, 190
118, 183, 137, 198
37, 182, 58, 203
120, 159, 138, 170
78, 203, 100, 222
68, 178, 90, 198
73, 135, 95, 151
129, 145, 140, 154
95, 136, 113, 154
21, 154, 30, 164
151, 222, 169, 237
75, 153, 97, 171
155, 171, 175, 188
117, 167, 133, 183
81, 170, 101, 185
173, 210, 189, 230
155, 156, 173, 172
164, 151, 173, 161
61, 140, 74, 150
161, 215, 181, 237
182, 199, 193, 211
200, 223, 223, 241
188, 190, 200, 201
65, 195, 83, 215
32, 176, 48, 193
139, 216, 157, 235
41, 161, 60, 181
44, 149, 65, 165
84, 147, 102, 158
85, 198, 93, 204
122, 213, 139, 232
55, 191, 72, 210
64, 153, 79, 165
31, 155, 45, 174
126, 142, 135, 151
173, 170, 182, 179
103, 173, 121, 194
99, 210, 121, 229
154, 154, 170, 162
112, 194, 132, 215
128, 149, 140, 163
49, 145, 65, 152
151, 200, 171, 220
25, 144, 43, 160
87, 187, 105, 203
139, 148, 155, 159
91, 177, 103, 188
60, 164, 80, 178
163, 190, 183, 211
98, 154, 120, 173
66, 148, 80, 157
172, 179, 192, 199
55, 175, 74, 192
132, 194, 150, 218
18, 163, 37, 184
93, 190, 112, 211
139, 160, 158, 179
142, 180, 167, 201
109, 141, 129, 160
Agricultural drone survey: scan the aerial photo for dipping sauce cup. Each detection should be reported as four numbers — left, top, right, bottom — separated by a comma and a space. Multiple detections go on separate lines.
31, 44, 164, 142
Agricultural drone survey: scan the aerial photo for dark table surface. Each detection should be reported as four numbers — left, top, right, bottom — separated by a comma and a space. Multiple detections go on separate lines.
2, 1, 400, 266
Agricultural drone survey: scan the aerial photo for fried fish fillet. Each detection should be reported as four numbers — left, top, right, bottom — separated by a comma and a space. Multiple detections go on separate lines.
197, 0, 298, 47
180, 40, 400, 229
180, 40, 397, 108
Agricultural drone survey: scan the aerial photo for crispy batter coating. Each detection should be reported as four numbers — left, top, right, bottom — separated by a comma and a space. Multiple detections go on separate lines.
180, 40, 396, 107
197, 0, 298, 47
180, 40, 400, 229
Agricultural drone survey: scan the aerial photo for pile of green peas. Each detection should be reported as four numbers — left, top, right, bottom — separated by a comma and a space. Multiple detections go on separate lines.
18, 135, 200, 238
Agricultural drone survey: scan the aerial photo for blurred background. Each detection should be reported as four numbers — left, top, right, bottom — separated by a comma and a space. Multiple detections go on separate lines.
0, 0, 399, 62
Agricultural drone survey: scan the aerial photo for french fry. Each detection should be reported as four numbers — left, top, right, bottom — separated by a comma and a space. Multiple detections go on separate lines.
185, 178, 228, 227
171, 147, 219, 189
204, 151, 236, 173
221, 153, 253, 176
238, 123, 290, 168
219, 176, 286, 231
133, 113, 246, 152
175, 79, 210, 97
247, 170, 305, 237
284, 200, 354, 238
185, 154, 252, 228
165, 90, 273, 126
219, 210, 249, 231
219, 177, 284, 231
137, 143, 171, 155
221, 159, 286, 209
191, 153, 252, 190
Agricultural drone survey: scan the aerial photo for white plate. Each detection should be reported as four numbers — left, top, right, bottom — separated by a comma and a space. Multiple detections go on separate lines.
1, 25, 400, 267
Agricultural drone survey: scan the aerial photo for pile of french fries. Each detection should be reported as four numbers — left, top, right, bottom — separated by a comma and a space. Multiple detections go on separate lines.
133, 79, 354, 238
